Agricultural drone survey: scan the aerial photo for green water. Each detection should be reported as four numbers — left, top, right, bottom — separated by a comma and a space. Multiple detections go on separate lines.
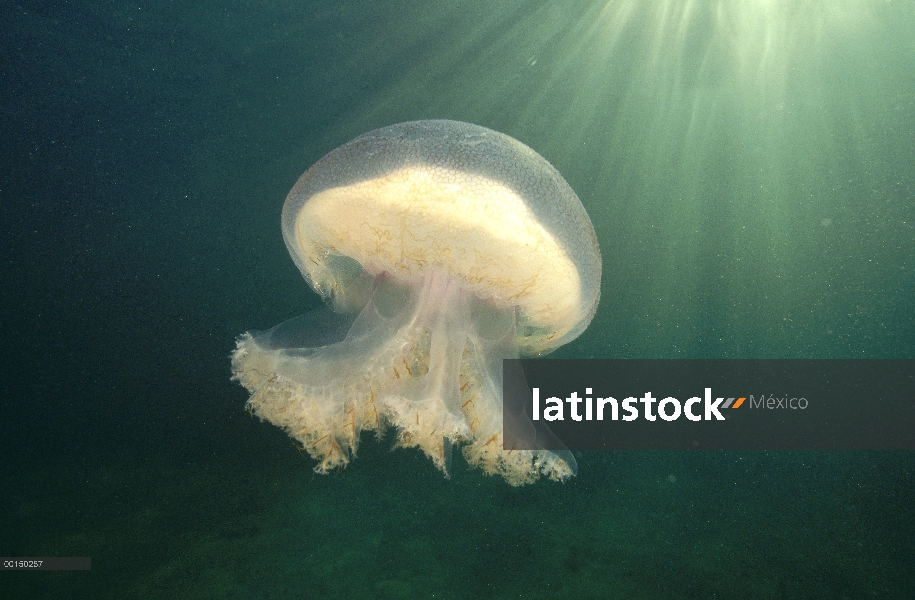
1, 1, 912, 598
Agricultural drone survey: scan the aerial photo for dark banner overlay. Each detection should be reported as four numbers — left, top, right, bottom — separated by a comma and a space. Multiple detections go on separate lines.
503, 360, 915, 451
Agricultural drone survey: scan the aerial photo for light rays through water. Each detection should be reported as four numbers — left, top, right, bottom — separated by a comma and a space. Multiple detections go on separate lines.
303, 0, 915, 357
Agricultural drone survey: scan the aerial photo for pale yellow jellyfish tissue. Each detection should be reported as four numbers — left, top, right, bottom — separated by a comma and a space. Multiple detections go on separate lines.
231, 120, 601, 485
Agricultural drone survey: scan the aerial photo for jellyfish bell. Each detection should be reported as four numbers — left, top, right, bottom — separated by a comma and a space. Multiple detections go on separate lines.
231, 120, 600, 485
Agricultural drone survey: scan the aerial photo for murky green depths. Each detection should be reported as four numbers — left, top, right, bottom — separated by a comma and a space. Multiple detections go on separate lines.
1, 1, 913, 598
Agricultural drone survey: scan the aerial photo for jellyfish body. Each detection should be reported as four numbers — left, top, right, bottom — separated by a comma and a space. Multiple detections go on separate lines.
231, 120, 600, 485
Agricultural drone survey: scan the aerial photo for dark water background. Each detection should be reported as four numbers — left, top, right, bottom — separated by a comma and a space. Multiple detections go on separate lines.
1, 1, 913, 597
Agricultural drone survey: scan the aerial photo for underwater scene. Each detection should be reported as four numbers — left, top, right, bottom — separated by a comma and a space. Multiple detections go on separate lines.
1, 0, 913, 598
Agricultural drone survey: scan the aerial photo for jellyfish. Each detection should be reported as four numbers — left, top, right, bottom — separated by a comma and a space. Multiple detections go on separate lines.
231, 120, 601, 485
